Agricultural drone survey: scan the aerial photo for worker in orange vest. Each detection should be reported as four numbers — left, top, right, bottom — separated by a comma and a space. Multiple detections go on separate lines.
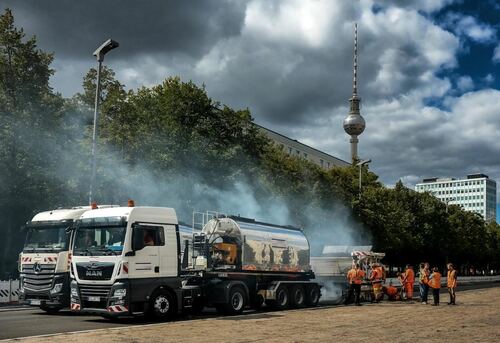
428, 267, 442, 306
419, 262, 430, 304
344, 263, 366, 306
447, 263, 457, 305
382, 285, 401, 301
369, 263, 383, 303
403, 264, 415, 301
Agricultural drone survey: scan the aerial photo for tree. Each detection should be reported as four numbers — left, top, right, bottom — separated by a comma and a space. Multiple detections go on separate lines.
0, 9, 69, 277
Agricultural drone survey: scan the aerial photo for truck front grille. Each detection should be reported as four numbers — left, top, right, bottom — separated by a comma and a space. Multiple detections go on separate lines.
79, 284, 112, 309
22, 264, 56, 291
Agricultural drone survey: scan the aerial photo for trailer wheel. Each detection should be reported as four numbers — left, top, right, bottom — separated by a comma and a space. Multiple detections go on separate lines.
148, 289, 175, 320
220, 285, 246, 315
305, 285, 320, 307
266, 285, 289, 310
290, 285, 306, 308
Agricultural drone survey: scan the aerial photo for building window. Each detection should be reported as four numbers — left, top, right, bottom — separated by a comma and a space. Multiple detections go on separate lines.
288, 147, 292, 154
327, 162, 330, 168
320, 159, 324, 167
303, 153, 308, 159
296, 150, 300, 155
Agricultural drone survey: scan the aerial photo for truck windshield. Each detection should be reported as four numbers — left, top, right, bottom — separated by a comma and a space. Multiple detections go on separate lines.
73, 226, 126, 256
24, 226, 70, 252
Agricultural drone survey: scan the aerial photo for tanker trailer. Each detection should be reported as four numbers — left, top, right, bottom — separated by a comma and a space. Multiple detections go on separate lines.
183, 216, 321, 314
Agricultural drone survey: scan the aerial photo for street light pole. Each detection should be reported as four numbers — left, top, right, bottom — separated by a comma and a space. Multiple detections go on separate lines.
356, 159, 371, 200
89, 39, 119, 205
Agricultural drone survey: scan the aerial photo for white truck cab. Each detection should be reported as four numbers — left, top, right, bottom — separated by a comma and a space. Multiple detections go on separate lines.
70, 206, 183, 316
19, 207, 91, 313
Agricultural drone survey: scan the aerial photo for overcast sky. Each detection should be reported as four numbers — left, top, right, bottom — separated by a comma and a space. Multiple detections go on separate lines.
4, 0, 500, 210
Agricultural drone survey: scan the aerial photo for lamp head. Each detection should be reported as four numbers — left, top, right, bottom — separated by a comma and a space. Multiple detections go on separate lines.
356, 159, 371, 167
93, 39, 119, 62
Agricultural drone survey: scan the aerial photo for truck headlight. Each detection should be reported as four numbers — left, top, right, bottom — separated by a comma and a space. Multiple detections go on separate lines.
113, 288, 127, 298
51, 283, 63, 294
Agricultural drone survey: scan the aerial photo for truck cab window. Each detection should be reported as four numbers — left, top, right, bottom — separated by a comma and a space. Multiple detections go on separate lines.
133, 225, 165, 250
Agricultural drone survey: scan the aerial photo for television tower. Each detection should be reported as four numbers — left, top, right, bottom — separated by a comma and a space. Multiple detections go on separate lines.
343, 23, 366, 164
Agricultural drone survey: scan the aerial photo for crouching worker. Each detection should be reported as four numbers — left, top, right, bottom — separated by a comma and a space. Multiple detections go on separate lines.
344, 263, 365, 306
382, 285, 401, 301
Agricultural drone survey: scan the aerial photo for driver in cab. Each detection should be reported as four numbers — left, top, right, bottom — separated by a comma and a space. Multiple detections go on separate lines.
143, 230, 155, 246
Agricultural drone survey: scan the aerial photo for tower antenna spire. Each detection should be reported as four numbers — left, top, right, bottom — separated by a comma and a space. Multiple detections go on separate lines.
343, 22, 366, 164
353, 22, 358, 96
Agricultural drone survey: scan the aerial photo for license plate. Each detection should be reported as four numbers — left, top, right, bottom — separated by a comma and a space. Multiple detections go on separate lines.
30, 299, 41, 305
88, 296, 100, 302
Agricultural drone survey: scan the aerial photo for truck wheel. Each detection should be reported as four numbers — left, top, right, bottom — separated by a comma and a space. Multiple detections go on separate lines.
290, 285, 306, 308
221, 285, 246, 315
148, 289, 175, 320
305, 285, 320, 307
40, 306, 62, 314
266, 285, 289, 310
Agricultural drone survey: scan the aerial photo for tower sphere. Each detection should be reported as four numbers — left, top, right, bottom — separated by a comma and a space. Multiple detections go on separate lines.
343, 113, 365, 136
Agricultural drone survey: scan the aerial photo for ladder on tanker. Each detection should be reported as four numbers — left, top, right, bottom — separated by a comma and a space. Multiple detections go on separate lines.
192, 210, 227, 231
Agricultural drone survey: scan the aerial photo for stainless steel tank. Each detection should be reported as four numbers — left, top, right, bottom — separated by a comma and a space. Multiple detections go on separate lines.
202, 217, 311, 273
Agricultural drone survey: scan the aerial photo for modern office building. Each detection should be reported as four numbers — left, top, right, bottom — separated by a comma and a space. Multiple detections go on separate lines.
415, 173, 497, 221
257, 124, 350, 169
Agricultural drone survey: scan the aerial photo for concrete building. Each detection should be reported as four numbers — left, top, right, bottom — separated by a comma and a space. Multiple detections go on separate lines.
415, 174, 497, 221
257, 124, 350, 169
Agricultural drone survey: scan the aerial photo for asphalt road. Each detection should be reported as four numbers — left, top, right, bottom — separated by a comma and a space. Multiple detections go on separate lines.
1, 282, 498, 341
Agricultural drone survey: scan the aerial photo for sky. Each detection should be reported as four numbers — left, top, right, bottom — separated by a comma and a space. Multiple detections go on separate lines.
4, 0, 500, 219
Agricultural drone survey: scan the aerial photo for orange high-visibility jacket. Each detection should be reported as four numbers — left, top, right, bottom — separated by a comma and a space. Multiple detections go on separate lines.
447, 270, 457, 288
370, 267, 383, 283
347, 268, 366, 285
386, 286, 398, 297
405, 268, 415, 284
428, 272, 442, 289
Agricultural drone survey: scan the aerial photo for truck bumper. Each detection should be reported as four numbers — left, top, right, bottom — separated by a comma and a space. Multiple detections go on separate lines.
71, 280, 131, 317
19, 274, 70, 308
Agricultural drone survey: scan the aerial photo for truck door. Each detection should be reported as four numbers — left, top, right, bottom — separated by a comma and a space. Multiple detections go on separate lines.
129, 224, 162, 278
158, 224, 178, 277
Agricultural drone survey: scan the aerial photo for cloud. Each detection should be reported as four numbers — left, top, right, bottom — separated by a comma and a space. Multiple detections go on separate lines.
493, 44, 500, 63
443, 13, 496, 44
456, 75, 474, 92
375, 0, 456, 13
4, 0, 246, 60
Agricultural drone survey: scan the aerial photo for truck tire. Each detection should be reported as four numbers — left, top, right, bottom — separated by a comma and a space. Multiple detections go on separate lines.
266, 285, 289, 310
220, 285, 246, 315
148, 289, 175, 320
305, 285, 320, 307
290, 285, 306, 308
